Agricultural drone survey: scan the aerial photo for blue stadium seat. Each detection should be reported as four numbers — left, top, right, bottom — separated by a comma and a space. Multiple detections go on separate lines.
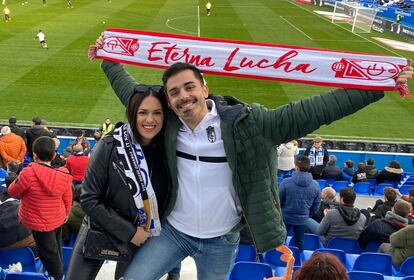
348, 271, 384, 280
288, 233, 322, 251
5, 272, 48, 280
368, 179, 377, 188
402, 277, 414, 280
235, 244, 256, 263
375, 184, 393, 196
382, 180, 399, 188
228, 261, 273, 280
325, 178, 336, 185
62, 247, 73, 275
353, 182, 371, 195
262, 246, 301, 276
352, 253, 393, 276
326, 237, 361, 254
317, 179, 327, 190
396, 256, 414, 276
364, 241, 381, 253
0, 247, 42, 279
313, 248, 347, 268
399, 184, 414, 195
332, 181, 349, 192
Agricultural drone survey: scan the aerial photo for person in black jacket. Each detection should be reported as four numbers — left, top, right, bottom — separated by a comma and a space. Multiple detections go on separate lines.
65, 86, 178, 280
304, 136, 329, 179
8, 116, 26, 143
376, 160, 403, 185
359, 200, 410, 249
370, 187, 398, 220
25, 117, 54, 160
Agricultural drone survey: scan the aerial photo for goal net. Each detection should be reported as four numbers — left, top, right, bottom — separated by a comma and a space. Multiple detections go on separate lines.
331, 1, 378, 33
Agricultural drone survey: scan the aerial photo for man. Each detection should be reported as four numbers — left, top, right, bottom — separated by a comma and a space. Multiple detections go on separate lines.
0, 126, 27, 167
91, 41, 412, 279
100, 117, 113, 136
8, 116, 26, 142
379, 225, 414, 267
206, 1, 211, 16
312, 187, 338, 223
26, 117, 53, 160
35, 30, 48, 49
317, 188, 366, 244
322, 155, 342, 181
279, 156, 320, 251
371, 187, 397, 220
3, 6, 10, 21
359, 200, 410, 249
304, 136, 329, 179
364, 157, 378, 179
69, 129, 90, 155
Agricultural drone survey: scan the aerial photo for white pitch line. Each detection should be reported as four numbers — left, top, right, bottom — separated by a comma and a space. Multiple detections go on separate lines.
165, 16, 198, 35
197, 5, 201, 37
286, 0, 402, 57
280, 16, 314, 41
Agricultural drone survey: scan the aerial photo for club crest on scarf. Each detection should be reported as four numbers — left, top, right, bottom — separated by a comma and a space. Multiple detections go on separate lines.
206, 126, 216, 143
332, 59, 400, 80
104, 36, 139, 56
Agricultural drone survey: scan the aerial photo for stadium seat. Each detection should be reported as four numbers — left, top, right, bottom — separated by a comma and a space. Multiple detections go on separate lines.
399, 184, 414, 195
396, 256, 414, 276
0, 247, 42, 278
326, 237, 361, 254
402, 277, 414, 280
368, 179, 377, 188
228, 261, 273, 280
5, 272, 48, 280
382, 180, 399, 188
348, 271, 384, 280
235, 244, 256, 263
353, 182, 371, 195
364, 241, 381, 253
288, 233, 322, 251
313, 248, 346, 267
262, 246, 301, 276
374, 184, 393, 196
317, 179, 327, 190
325, 178, 336, 185
352, 253, 393, 276
62, 247, 73, 275
332, 181, 349, 192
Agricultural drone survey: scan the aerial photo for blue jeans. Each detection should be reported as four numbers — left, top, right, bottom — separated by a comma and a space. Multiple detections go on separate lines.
285, 224, 306, 252
305, 218, 320, 235
123, 221, 240, 280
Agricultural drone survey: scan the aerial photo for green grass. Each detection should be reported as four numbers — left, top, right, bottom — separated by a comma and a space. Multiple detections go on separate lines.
1, 0, 414, 140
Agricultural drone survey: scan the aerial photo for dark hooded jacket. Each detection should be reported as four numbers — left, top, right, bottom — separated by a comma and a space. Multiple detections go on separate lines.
0, 199, 32, 248
312, 198, 339, 223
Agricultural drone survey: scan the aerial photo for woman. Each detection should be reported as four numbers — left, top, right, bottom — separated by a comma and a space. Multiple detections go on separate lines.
277, 140, 299, 177
293, 252, 348, 280
376, 160, 403, 185
65, 85, 173, 280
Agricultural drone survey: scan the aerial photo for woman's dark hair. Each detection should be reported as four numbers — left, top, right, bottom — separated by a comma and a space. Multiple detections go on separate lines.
294, 252, 348, 280
345, 160, 354, 168
126, 85, 168, 145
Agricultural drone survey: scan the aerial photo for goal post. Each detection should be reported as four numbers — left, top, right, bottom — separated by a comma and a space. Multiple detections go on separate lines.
331, 1, 378, 33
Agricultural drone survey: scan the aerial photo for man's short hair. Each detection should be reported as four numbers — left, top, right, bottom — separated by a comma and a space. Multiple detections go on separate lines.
295, 156, 310, 172
384, 187, 397, 202
339, 188, 356, 205
75, 129, 84, 137
33, 136, 55, 161
328, 155, 337, 165
8, 117, 16, 125
32, 117, 42, 125
393, 200, 411, 217
366, 158, 374, 165
313, 136, 323, 143
6, 160, 21, 174
162, 62, 205, 87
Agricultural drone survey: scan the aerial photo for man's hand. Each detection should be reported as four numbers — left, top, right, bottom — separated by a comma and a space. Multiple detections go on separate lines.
130, 227, 150, 246
396, 65, 413, 84
87, 33, 104, 61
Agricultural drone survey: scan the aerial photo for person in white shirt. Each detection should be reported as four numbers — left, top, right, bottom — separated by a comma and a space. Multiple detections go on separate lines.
35, 30, 48, 49
206, 1, 212, 15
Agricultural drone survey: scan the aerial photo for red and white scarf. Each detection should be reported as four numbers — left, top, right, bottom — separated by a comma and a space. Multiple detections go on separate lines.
97, 29, 410, 96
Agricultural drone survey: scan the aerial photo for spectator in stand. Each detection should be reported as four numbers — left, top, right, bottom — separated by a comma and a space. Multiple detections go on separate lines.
69, 129, 90, 155
5, 160, 20, 188
359, 200, 410, 249
93, 131, 102, 142
379, 225, 414, 267
41, 120, 56, 137
306, 187, 339, 234
370, 187, 397, 220
293, 252, 348, 280
8, 116, 26, 142
7, 136, 72, 280
0, 126, 27, 167
51, 137, 66, 168
279, 156, 320, 251
342, 160, 354, 177
277, 140, 299, 177
352, 162, 368, 184
317, 188, 366, 244
304, 136, 329, 179
100, 118, 113, 137
26, 117, 54, 160
0, 196, 36, 252
377, 160, 403, 185
65, 144, 89, 185
365, 157, 378, 179
322, 155, 342, 181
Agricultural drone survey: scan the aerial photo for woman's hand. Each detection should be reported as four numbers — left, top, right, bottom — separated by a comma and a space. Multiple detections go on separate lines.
130, 227, 150, 246
87, 33, 105, 61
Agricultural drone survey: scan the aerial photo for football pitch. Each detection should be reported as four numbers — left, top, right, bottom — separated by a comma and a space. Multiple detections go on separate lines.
1, 0, 413, 141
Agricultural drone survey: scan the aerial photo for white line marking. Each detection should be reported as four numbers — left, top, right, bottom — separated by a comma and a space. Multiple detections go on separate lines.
197, 5, 201, 37
280, 15, 314, 40
165, 16, 198, 35
286, 0, 403, 57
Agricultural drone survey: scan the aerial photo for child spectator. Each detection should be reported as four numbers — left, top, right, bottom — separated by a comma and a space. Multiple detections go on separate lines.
342, 160, 354, 177
8, 136, 72, 280
5, 160, 20, 187
352, 162, 367, 184
293, 252, 348, 280
371, 187, 397, 220
365, 158, 378, 179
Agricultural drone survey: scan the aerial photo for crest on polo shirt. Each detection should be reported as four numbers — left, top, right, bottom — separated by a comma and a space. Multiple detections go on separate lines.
206, 126, 216, 143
